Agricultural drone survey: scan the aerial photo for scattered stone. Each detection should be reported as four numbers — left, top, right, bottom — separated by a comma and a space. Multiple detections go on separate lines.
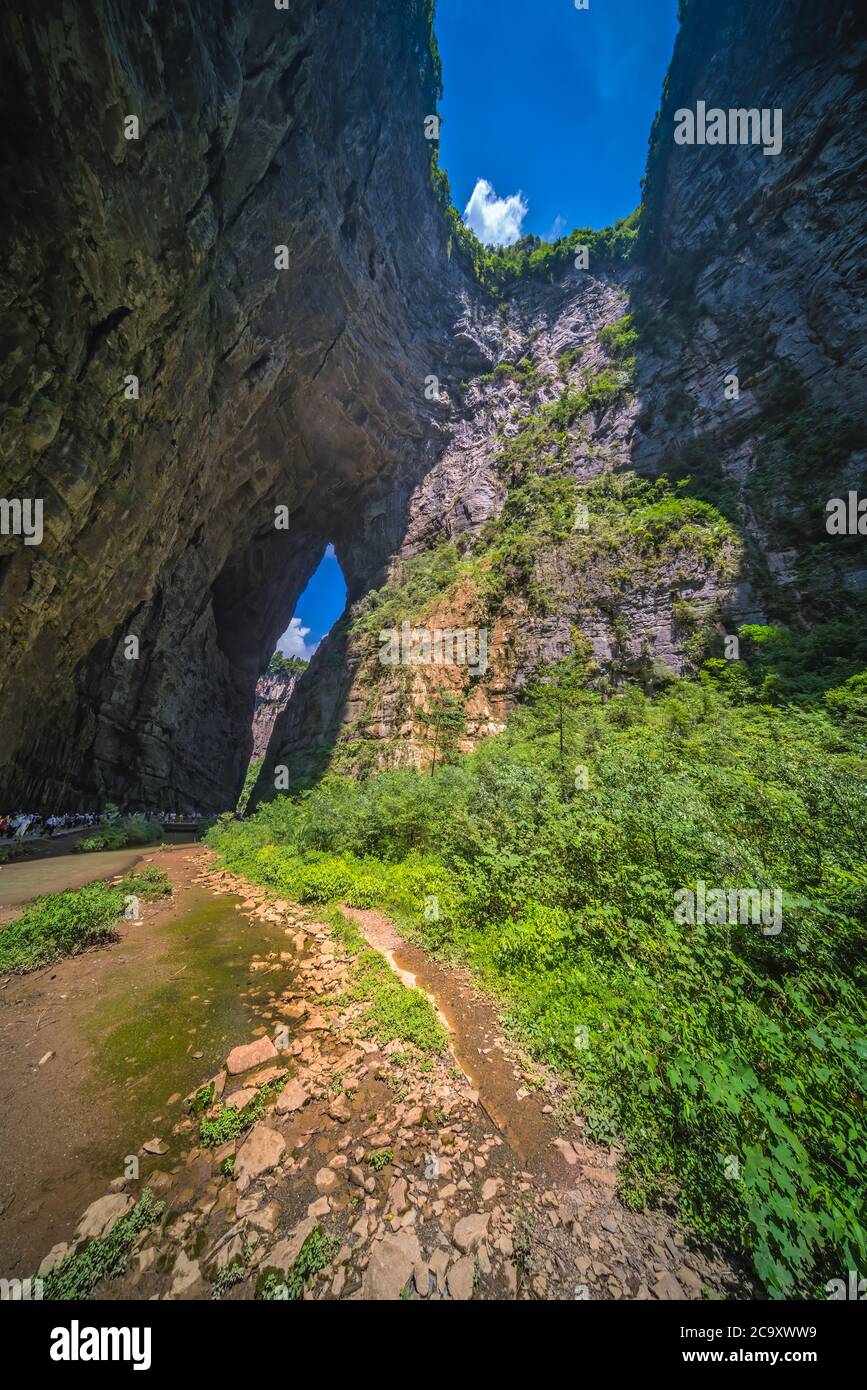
226, 1036, 278, 1075
76, 1193, 134, 1242
263, 1217, 318, 1276
234, 1124, 285, 1187
653, 1271, 686, 1301
452, 1212, 489, 1253
447, 1255, 475, 1300
142, 1137, 169, 1156
224, 1087, 258, 1112
171, 1250, 203, 1297
362, 1230, 421, 1300
275, 1079, 308, 1114
38, 1242, 69, 1277
329, 1094, 351, 1123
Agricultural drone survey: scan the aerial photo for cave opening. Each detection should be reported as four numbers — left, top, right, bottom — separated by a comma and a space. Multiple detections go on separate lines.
244, 545, 348, 805
275, 543, 348, 669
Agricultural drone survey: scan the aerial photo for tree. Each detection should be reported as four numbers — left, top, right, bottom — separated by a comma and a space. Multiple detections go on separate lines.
418, 693, 466, 775
525, 654, 588, 769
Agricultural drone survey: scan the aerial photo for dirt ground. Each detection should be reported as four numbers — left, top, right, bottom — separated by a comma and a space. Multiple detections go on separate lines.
6, 847, 750, 1301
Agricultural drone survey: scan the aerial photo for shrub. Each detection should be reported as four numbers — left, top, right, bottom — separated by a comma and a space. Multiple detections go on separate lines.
209, 673, 867, 1297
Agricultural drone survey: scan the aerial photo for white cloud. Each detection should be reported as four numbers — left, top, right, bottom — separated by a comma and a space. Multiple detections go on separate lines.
463, 178, 528, 247
277, 617, 319, 661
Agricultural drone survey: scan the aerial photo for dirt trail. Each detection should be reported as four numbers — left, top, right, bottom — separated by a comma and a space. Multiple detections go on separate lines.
14, 851, 748, 1302
342, 906, 561, 1169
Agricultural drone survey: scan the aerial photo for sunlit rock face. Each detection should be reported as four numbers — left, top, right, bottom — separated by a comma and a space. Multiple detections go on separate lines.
0, 0, 469, 809
250, 671, 299, 762
252, 0, 867, 796
2, 0, 865, 810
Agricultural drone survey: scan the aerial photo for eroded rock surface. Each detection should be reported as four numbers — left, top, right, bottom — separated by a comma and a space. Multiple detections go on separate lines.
1, 1, 865, 806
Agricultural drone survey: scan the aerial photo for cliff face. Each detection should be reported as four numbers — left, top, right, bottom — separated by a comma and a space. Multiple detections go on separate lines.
2, 0, 865, 809
254, 0, 867, 792
249, 671, 298, 761
0, 0, 469, 809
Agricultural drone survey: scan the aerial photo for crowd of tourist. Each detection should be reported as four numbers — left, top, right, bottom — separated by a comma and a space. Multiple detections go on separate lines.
0, 809, 208, 841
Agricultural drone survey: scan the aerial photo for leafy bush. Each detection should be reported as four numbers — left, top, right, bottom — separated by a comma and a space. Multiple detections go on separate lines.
210, 674, 867, 1297
76, 815, 163, 853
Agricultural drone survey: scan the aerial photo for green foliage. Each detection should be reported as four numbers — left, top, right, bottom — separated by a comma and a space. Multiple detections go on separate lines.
434, 158, 640, 298
199, 1077, 286, 1147
343, 940, 448, 1053
210, 1261, 246, 1299
703, 624, 867, 705
493, 370, 634, 482
266, 653, 308, 680
116, 864, 171, 900
258, 1228, 339, 1301
351, 542, 464, 638
40, 1190, 164, 1299
418, 692, 467, 773
211, 674, 867, 1298
367, 1148, 394, 1170
826, 673, 867, 727
0, 867, 169, 974
191, 1083, 214, 1115
598, 313, 639, 362
76, 814, 163, 853
237, 758, 264, 814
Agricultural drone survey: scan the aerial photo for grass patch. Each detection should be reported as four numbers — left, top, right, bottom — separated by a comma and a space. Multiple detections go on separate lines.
0, 867, 170, 975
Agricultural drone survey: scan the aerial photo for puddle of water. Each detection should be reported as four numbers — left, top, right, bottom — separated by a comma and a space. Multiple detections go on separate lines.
0, 847, 146, 909
85, 891, 290, 1133
0, 881, 295, 1276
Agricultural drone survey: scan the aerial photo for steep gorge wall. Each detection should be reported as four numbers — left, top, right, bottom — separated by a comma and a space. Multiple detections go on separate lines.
0, 0, 471, 810
1, 0, 865, 810
256, 0, 867, 792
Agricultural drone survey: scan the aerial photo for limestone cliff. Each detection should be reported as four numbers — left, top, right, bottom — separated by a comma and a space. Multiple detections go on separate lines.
254, 0, 867, 792
0, 0, 465, 809
250, 670, 298, 761
1, 0, 865, 810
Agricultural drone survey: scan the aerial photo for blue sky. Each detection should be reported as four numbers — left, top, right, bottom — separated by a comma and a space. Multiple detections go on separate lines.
275, 4, 678, 661
436, 0, 679, 243
277, 544, 347, 662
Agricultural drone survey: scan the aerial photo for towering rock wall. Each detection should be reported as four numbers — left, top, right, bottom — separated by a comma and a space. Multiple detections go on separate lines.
1, 0, 865, 809
0, 0, 468, 810
250, 669, 299, 761
254, 0, 867, 794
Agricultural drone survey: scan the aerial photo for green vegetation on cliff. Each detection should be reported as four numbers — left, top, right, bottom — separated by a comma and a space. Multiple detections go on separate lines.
209, 674, 867, 1299
431, 150, 639, 297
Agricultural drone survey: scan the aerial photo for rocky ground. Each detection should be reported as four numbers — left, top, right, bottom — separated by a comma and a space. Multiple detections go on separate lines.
35, 849, 749, 1302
